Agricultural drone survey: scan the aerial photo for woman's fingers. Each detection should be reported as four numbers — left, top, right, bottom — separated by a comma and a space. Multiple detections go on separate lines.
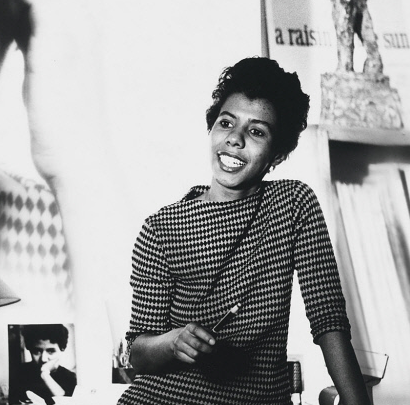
186, 322, 216, 346
173, 340, 199, 364
173, 323, 216, 363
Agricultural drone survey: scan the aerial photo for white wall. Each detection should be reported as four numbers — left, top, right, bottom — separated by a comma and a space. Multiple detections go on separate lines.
102, 0, 264, 226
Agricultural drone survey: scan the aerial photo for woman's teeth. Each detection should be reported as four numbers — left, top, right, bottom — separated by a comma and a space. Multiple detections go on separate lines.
219, 154, 245, 168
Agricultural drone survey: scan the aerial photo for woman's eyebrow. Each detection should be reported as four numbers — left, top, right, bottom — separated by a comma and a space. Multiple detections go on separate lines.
219, 111, 236, 119
249, 118, 274, 131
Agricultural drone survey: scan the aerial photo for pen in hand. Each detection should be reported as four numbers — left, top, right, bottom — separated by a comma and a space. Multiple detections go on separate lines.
211, 303, 241, 333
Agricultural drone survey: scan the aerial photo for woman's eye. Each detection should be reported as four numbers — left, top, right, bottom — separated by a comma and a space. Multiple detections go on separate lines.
220, 120, 232, 128
250, 128, 264, 137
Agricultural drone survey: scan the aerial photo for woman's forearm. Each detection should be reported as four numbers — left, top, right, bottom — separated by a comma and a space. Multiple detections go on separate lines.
130, 331, 179, 374
40, 371, 66, 397
319, 331, 371, 405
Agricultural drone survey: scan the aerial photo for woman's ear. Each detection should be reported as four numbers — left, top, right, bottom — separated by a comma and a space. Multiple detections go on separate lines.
269, 154, 285, 172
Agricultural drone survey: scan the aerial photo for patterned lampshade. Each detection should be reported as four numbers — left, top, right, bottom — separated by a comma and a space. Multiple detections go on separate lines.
0, 278, 20, 307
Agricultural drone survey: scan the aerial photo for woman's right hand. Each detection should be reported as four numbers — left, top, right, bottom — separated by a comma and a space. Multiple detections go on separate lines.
129, 324, 216, 374
171, 322, 216, 365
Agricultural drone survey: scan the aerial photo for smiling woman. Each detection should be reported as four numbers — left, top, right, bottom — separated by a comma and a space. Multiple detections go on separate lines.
118, 57, 371, 405
199, 57, 309, 202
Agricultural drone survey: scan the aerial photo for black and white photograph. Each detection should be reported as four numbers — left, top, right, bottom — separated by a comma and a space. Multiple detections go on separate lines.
0, 1, 409, 404
8, 324, 76, 405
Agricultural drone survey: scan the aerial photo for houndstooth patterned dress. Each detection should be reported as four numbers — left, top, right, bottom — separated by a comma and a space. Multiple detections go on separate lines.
118, 180, 350, 405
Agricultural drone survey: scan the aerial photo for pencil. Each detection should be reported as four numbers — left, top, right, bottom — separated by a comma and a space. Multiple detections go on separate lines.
212, 303, 241, 333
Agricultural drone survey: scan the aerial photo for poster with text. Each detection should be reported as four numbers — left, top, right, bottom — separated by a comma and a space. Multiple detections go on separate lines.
264, 0, 410, 126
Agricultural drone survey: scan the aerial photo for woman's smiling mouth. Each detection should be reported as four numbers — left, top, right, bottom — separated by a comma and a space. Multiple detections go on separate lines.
218, 152, 247, 171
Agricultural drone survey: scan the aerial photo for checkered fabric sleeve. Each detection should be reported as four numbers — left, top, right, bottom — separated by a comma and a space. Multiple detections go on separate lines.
125, 219, 173, 347
292, 183, 351, 344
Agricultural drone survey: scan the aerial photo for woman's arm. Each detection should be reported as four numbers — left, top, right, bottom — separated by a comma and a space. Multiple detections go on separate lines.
318, 331, 371, 405
292, 186, 369, 403
40, 372, 65, 397
129, 323, 215, 374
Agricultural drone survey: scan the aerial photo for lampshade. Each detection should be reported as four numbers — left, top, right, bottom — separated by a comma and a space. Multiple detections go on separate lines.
0, 278, 21, 307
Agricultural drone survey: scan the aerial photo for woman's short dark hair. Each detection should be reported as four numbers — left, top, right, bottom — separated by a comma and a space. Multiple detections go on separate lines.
206, 57, 310, 160
22, 324, 69, 351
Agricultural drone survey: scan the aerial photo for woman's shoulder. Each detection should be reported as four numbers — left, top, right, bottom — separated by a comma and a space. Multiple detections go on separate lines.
142, 185, 208, 225
263, 180, 322, 220
264, 179, 316, 199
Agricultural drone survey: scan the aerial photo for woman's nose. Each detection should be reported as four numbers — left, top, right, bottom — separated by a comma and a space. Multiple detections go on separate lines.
225, 127, 245, 148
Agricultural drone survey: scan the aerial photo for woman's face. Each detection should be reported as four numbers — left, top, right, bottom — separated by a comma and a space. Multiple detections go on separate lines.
209, 92, 280, 199
30, 339, 62, 367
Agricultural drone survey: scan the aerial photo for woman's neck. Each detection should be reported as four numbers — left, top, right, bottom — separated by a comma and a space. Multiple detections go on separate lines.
204, 179, 261, 202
